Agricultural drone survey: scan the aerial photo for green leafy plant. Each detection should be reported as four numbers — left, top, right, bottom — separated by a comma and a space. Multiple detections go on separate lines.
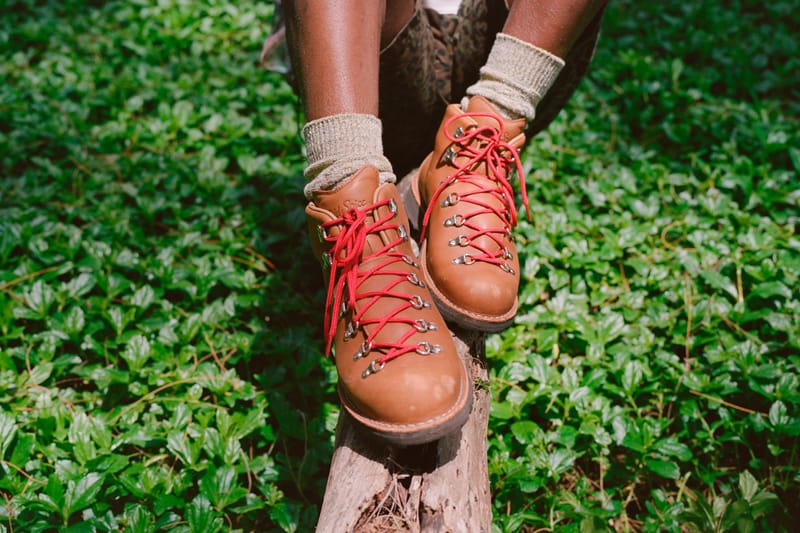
1, 0, 797, 531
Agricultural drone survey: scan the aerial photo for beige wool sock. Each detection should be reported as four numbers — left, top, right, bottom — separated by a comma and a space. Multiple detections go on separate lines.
466, 33, 565, 122
303, 114, 396, 199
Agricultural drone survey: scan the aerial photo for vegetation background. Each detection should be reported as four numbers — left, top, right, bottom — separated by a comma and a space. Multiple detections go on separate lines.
1, 0, 798, 531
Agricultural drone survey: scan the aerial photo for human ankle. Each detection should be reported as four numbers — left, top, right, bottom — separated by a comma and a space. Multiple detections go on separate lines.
303, 113, 395, 198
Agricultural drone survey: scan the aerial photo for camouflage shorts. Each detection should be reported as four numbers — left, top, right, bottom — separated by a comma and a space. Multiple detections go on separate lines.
380, 0, 605, 176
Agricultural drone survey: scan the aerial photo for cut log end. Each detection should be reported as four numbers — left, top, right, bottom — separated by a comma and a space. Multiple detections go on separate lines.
317, 326, 491, 533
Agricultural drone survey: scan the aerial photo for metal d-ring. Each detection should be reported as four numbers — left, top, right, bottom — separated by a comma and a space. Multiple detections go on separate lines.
361, 358, 386, 378
453, 254, 476, 265
441, 192, 460, 208
443, 146, 457, 164
353, 340, 372, 361
343, 321, 358, 341
406, 272, 426, 288
409, 295, 431, 309
414, 318, 438, 332
402, 254, 419, 268
398, 224, 408, 242
416, 341, 442, 355
444, 214, 464, 227
448, 235, 470, 247
500, 262, 515, 274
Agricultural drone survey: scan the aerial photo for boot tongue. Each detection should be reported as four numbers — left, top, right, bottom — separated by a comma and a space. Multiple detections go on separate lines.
465, 96, 526, 142
310, 166, 380, 218
310, 165, 395, 259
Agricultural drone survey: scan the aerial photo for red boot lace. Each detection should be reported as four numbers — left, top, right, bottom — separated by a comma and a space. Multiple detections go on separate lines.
421, 112, 530, 269
320, 199, 438, 375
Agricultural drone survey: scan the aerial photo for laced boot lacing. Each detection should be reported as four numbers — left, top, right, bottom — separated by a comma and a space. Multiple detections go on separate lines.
421, 112, 530, 274
320, 198, 441, 378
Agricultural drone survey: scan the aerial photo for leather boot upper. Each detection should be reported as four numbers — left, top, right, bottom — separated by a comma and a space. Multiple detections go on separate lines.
416, 96, 528, 327
305, 166, 470, 431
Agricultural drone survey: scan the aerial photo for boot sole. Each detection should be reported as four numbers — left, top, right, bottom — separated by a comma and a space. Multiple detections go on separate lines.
338, 364, 473, 446
404, 168, 518, 333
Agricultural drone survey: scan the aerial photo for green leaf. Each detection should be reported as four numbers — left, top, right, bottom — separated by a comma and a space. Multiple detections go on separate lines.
621, 360, 643, 395
655, 437, 693, 461
747, 280, 793, 301
124, 504, 156, 533
199, 465, 247, 511
269, 503, 299, 533
645, 458, 680, 479
738, 470, 759, 502
63, 273, 96, 299
510, 421, 539, 445
62, 521, 98, 533
9, 432, 35, 467
131, 285, 155, 310
122, 335, 151, 371
28, 362, 53, 386
699, 270, 738, 301
25, 280, 55, 316
749, 490, 779, 518
0, 412, 16, 458
187, 495, 223, 533
65, 472, 104, 517
64, 305, 86, 336
768, 400, 789, 427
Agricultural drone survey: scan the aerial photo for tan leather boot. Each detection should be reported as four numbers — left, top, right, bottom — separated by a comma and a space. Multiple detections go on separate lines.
412, 96, 529, 332
306, 166, 472, 445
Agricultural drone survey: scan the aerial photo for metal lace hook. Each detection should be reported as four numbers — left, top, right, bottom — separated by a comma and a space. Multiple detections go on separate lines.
361, 358, 386, 378
415, 341, 442, 355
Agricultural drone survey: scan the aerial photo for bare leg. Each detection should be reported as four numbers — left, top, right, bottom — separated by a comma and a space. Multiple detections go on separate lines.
504, 0, 608, 58
290, 0, 473, 447
282, 0, 415, 120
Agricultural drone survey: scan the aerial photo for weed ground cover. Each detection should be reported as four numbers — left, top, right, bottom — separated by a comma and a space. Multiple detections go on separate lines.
1, 1, 798, 531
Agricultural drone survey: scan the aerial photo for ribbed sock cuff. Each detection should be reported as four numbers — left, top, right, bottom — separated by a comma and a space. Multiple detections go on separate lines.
303, 113, 396, 198
466, 33, 565, 122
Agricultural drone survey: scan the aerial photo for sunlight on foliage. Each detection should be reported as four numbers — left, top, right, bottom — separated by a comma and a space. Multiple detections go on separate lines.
1, 0, 797, 531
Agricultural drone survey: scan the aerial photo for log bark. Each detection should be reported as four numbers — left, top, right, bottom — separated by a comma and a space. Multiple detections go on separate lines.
315, 327, 491, 533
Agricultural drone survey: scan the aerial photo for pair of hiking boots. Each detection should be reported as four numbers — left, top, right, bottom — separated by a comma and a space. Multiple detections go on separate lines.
305, 97, 528, 445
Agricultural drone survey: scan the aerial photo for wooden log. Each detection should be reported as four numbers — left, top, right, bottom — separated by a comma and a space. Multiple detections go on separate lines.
315, 327, 491, 533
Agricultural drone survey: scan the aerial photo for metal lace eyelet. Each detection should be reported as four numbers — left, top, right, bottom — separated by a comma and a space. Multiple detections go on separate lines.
398, 224, 408, 242
500, 262, 515, 274
444, 214, 464, 227
503, 248, 513, 260
406, 272, 426, 288
388, 197, 398, 215
414, 318, 438, 332
409, 295, 431, 309
340, 300, 349, 316
448, 235, 470, 247
353, 340, 372, 361
402, 254, 419, 268
453, 254, 475, 265
443, 146, 457, 164
316, 225, 328, 243
343, 321, 357, 341
441, 192, 460, 208
321, 252, 332, 270
453, 126, 465, 139
416, 341, 442, 355
362, 358, 386, 378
